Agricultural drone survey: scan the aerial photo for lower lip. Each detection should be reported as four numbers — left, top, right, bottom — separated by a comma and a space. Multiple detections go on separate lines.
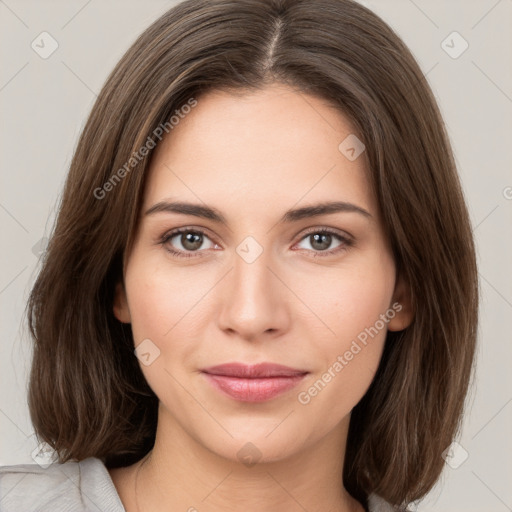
202, 373, 307, 402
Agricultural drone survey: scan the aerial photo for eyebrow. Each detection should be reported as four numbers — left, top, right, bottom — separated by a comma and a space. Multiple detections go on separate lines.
144, 200, 372, 224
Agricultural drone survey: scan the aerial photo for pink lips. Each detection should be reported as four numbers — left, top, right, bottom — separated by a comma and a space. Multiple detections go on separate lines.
201, 362, 308, 402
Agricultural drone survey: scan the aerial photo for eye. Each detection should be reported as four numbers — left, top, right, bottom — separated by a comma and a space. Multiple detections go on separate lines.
294, 228, 353, 257
160, 228, 218, 258
159, 227, 353, 259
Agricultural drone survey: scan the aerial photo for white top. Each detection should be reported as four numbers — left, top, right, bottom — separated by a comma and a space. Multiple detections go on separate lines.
0, 457, 400, 511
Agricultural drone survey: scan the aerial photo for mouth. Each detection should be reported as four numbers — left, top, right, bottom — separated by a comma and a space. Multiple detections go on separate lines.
201, 362, 309, 402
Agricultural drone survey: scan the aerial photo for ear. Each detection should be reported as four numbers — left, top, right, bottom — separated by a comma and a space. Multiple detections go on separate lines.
113, 281, 131, 323
387, 272, 414, 332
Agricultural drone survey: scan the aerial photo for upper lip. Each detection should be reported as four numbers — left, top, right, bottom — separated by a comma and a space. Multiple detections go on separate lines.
201, 362, 309, 378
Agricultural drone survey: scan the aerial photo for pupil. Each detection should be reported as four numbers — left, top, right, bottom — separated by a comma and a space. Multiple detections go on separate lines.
311, 233, 331, 251
182, 232, 202, 250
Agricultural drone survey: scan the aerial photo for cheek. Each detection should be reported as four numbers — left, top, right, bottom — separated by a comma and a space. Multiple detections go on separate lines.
293, 286, 392, 430
295, 250, 396, 346
122, 258, 211, 408
292, 254, 395, 411
124, 255, 212, 343
295, 338, 384, 429
123, 254, 219, 402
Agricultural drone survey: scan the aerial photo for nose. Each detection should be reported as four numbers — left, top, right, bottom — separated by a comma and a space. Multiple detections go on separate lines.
216, 246, 291, 342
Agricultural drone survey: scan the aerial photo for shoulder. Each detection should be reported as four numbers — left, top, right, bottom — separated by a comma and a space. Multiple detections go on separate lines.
0, 456, 125, 512
367, 493, 411, 512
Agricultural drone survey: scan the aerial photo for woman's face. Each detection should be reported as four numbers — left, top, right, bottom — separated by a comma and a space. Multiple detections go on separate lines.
114, 83, 411, 463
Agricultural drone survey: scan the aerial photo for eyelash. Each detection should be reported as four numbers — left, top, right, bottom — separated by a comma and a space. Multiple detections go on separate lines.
159, 226, 354, 259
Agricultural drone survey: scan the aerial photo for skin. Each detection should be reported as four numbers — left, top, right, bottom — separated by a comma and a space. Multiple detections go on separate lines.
110, 82, 413, 512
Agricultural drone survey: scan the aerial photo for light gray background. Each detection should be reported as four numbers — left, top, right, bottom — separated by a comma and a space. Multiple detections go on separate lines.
1, 1, 511, 510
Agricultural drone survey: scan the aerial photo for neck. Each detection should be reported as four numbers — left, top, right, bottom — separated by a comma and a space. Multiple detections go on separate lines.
131, 403, 364, 512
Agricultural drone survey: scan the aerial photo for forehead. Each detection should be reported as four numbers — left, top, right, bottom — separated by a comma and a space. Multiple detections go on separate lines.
142, 83, 374, 218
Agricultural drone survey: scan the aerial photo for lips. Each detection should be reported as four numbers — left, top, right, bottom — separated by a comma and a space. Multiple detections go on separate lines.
201, 362, 309, 402
202, 362, 308, 378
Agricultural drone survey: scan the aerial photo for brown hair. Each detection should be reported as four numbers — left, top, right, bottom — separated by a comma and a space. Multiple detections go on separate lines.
26, 0, 478, 507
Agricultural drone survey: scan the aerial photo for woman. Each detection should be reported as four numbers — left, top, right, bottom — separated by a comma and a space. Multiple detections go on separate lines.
0, 0, 478, 511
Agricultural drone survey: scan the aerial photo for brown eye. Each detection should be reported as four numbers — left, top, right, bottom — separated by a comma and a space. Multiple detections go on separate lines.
309, 233, 333, 251
161, 229, 217, 258
294, 228, 353, 257
179, 232, 204, 251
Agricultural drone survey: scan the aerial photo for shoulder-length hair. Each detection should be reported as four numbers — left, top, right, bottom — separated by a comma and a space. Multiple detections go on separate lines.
26, 0, 478, 507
